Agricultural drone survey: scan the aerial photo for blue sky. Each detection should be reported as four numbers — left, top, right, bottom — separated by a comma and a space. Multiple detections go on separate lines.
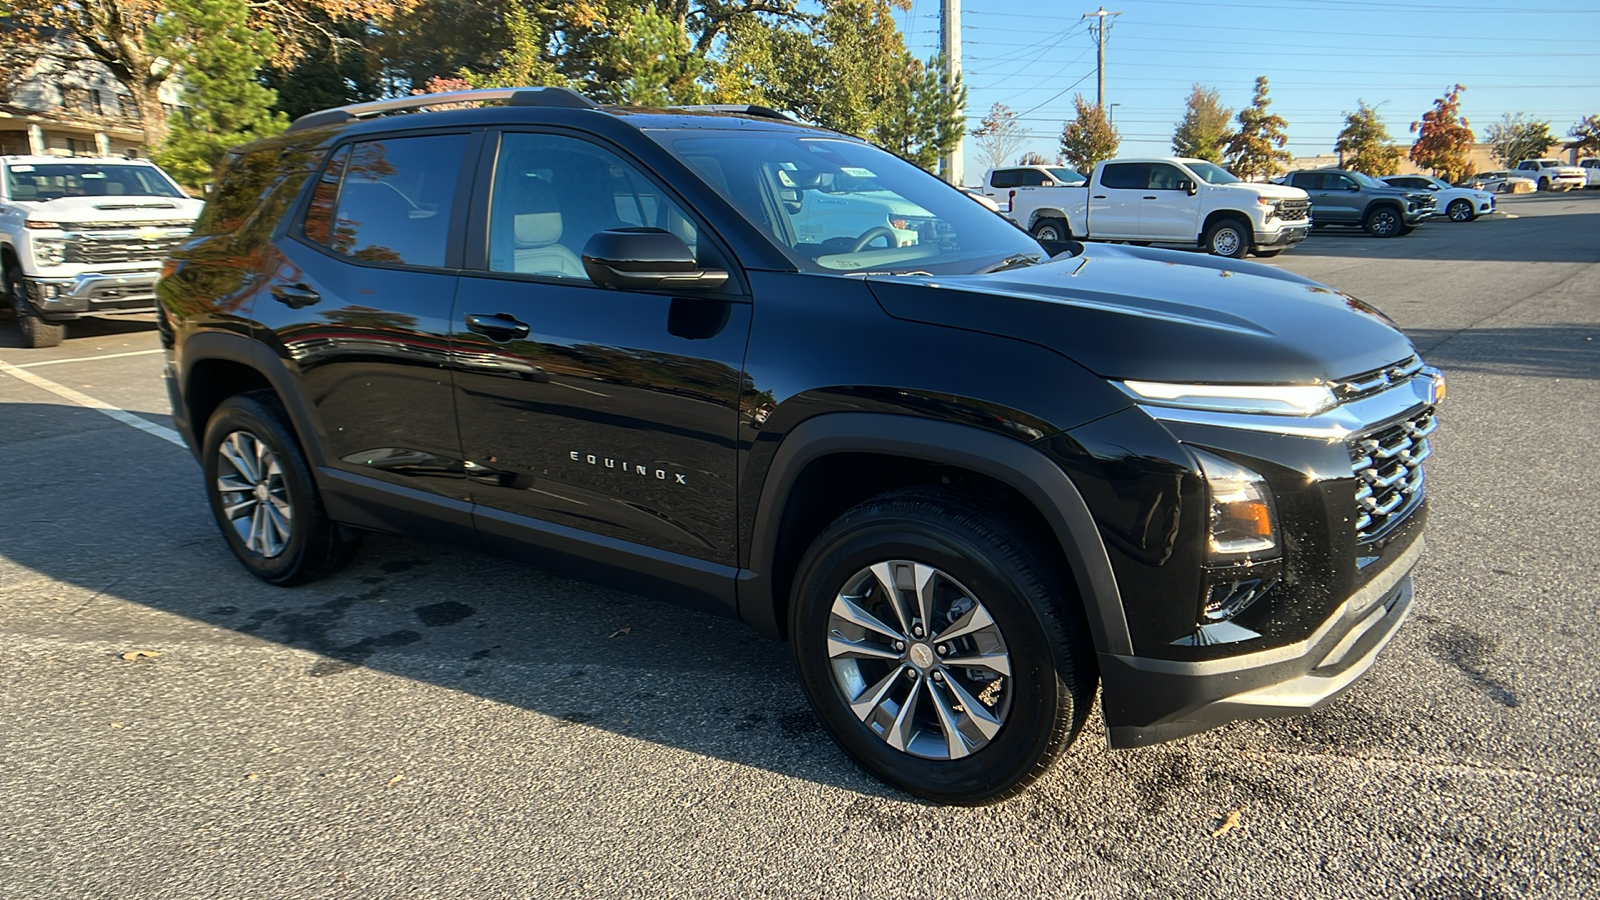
892, 0, 1600, 178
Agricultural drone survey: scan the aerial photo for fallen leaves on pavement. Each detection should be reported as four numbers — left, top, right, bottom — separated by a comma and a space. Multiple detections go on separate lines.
607, 626, 631, 638
1212, 808, 1244, 838
119, 650, 160, 661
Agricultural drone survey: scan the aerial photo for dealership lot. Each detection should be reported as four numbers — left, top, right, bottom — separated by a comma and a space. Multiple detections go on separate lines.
2, 191, 1597, 897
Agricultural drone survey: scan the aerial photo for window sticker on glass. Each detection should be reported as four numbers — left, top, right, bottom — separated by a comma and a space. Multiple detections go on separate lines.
840, 167, 876, 178
10, 165, 34, 172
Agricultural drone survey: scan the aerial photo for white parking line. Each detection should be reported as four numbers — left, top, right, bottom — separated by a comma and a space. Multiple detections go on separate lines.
0, 357, 185, 447
9, 348, 164, 368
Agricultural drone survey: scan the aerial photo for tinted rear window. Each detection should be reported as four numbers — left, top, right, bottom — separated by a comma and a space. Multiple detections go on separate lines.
319, 134, 469, 267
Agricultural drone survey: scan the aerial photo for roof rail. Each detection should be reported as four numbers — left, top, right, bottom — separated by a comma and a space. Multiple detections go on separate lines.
287, 87, 599, 134
668, 104, 791, 121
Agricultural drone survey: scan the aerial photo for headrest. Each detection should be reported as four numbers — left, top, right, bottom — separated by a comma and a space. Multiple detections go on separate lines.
514, 211, 562, 247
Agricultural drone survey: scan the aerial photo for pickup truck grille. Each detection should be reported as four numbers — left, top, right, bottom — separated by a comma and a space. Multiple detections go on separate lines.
1350, 408, 1435, 541
65, 231, 190, 265
1277, 199, 1310, 222
1334, 355, 1424, 401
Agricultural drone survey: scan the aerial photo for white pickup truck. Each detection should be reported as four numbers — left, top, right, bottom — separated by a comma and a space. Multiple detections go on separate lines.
1, 156, 201, 347
1512, 158, 1586, 192
999, 157, 1312, 259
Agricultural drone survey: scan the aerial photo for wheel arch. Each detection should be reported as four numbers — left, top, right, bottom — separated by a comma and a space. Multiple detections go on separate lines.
739, 412, 1131, 657
178, 331, 325, 468
1026, 207, 1071, 232
1200, 209, 1252, 241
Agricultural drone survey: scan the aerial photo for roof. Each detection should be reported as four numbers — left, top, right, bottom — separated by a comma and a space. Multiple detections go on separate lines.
0, 155, 160, 165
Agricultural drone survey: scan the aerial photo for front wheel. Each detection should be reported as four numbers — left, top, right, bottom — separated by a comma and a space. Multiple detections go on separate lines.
1446, 198, 1475, 222
1030, 217, 1069, 242
1203, 219, 1250, 258
789, 488, 1095, 805
202, 391, 356, 585
1537, 177, 1550, 192
1364, 206, 1403, 238
8, 267, 64, 348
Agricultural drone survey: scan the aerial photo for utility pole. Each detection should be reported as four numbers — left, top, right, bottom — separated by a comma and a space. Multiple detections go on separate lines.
940, 0, 963, 186
1082, 6, 1122, 109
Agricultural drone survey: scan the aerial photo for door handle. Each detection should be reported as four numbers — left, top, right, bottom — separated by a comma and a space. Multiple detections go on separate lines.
1092, 195, 1107, 199
1143, 195, 1158, 200
270, 283, 320, 309
465, 313, 530, 342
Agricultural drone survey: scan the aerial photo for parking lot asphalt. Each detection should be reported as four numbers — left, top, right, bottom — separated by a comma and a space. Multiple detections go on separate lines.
2, 191, 1597, 898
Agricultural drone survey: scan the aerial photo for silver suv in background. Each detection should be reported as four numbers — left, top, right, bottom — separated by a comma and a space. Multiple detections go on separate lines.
1, 156, 202, 347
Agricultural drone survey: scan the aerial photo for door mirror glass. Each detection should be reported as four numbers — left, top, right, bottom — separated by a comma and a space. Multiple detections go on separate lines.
582, 228, 729, 292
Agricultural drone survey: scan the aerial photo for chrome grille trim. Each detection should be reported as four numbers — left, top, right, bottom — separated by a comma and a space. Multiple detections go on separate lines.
1336, 355, 1424, 400
1349, 407, 1433, 541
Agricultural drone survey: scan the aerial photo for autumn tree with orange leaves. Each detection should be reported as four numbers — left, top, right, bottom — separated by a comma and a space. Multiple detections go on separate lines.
1409, 84, 1476, 184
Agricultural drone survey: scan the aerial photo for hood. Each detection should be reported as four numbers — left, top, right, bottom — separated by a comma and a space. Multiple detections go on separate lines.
1215, 181, 1308, 201
866, 244, 1415, 385
11, 195, 203, 225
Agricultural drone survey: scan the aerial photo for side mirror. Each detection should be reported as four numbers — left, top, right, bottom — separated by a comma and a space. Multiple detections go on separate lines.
1347, 183, 1361, 192
582, 228, 728, 292
1181, 179, 1198, 196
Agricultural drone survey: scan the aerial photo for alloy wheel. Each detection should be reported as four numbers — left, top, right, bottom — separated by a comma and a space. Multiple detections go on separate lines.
826, 560, 1012, 760
213, 430, 293, 558
1369, 209, 1400, 237
1448, 199, 1472, 222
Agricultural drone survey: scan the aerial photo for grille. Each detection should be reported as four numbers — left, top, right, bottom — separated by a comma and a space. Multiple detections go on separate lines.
1350, 408, 1435, 540
1278, 199, 1311, 222
1335, 355, 1423, 401
65, 233, 188, 264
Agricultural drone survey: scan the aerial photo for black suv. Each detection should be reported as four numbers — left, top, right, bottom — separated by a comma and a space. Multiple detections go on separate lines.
159, 87, 1441, 804
1285, 168, 1436, 237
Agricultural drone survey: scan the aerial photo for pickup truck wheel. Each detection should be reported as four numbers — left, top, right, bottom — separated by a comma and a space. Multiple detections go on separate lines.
1030, 218, 1068, 242
1446, 198, 1475, 222
1203, 219, 1250, 258
1364, 206, 1403, 238
1537, 177, 1549, 192
202, 391, 356, 585
8, 267, 64, 348
789, 487, 1094, 805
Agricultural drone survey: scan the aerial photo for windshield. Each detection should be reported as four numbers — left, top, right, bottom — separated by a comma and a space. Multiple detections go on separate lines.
646, 130, 1045, 275
4, 163, 184, 201
1187, 161, 1240, 185
1047, 167, 1086, 184
1347, 171, 1385, 188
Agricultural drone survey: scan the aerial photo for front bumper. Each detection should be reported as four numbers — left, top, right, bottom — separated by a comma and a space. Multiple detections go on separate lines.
21, 271, 159, 321
1254, 223, 1310, 247
1101, 533, 1421, 748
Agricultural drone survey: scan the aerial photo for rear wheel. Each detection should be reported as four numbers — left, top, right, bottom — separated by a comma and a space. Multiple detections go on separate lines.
202, 391, 356, 585
1030, 217, 1069, 242
1203, 218, 1250, 258
789, 487, 1094, 805
1537, 177, 1550, 192
8, 267, 64, 348
1446, 198, 1474, 222
1364, 205, 1403, 238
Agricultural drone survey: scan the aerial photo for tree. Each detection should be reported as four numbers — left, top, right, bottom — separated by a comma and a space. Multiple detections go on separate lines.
1568, 115, 1600, 157
1172, 84, 1232, 163
1016, 151, 1052, 166
1225, 76, 1291, 180
873, 53, 965, 173
1335, 100, 1403, 176
972, 102, 1026, 173
1409, 84, 1475, 183
263, 18, 382, 121
456, 3, 565, 91
150, 0, 287, 188
7, 0, 400, 148
1484, 112, 1554, 166
1057, 94, 1118, 171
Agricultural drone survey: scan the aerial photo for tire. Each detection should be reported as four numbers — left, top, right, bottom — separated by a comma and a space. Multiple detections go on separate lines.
202, 390, 356, 585
1363, 205, 1404, 238
1537, 177, 1549, 192
1030, 217, 1069, 242
1202, 218, 1249, 258
788, 487, 1095, 805
1446, 198, 1475, 222
7, 266, 64, 348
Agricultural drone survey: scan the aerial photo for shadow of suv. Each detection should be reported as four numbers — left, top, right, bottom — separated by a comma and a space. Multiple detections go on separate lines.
158, 87, 1441, 804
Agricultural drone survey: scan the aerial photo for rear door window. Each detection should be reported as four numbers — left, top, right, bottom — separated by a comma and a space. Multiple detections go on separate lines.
1099, 163, 1149, 190
989, 169, 1019, 189
306, 133, 470, 268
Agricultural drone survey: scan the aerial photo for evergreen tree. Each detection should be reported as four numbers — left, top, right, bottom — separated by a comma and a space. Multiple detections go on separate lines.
874, 53, 966, 173
1172, 84, 1232, 163
1057, 95, 1119, 171
1409, 85, 1475, 183
150, 0, 287, 188
1335, 100, 1403, 176
263, 19, 381, 120
458, 3, 565, 91
1225, 76, 1291, 180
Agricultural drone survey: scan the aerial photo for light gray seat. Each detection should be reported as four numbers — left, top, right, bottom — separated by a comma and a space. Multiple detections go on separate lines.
511, 182, 585, 278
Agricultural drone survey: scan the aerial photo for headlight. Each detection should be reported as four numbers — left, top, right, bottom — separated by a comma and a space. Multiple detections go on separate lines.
1118, 380, 1336, 416
1191, 447, 1279, 559
32, 239, 66, 267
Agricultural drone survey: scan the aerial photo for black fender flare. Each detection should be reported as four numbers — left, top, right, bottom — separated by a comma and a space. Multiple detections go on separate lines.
176, 329, 329, 469
737, 412, 1132, 656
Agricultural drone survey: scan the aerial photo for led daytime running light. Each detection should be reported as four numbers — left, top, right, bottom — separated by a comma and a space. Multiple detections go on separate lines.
1121, 380, 1336, 416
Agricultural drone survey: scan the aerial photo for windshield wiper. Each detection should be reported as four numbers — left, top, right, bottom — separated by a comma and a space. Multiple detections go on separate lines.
848, 270, 933, 277
976, 253, 1043, 274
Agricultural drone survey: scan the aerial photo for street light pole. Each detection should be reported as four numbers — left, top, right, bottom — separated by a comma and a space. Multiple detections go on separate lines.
1082, 6, 1122, 109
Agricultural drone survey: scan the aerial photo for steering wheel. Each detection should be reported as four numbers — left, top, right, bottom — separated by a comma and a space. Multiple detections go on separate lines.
849, 226, 898, 253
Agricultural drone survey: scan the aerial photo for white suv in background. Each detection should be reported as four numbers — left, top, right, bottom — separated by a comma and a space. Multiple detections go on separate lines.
1578, 158, 1600, 189
1381, 175, 1496, 222
1512, 158, 1585, 192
